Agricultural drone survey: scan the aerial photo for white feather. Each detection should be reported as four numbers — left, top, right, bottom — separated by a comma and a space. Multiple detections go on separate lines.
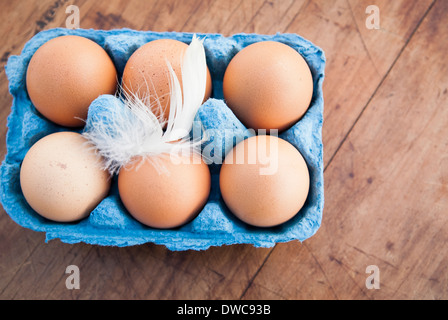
165, 34, 208, 141
82, 34, 208, 175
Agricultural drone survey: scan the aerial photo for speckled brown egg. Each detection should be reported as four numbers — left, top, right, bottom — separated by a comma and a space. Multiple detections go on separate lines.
121, 38, 212, 122
118, 153, 211, 229
219, 135, 310, 228
223, 41, 313, 132
20, 131, 111, 222
26, 35, 118, 127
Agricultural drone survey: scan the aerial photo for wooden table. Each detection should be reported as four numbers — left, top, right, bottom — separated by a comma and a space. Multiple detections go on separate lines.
0, 0, 446, 300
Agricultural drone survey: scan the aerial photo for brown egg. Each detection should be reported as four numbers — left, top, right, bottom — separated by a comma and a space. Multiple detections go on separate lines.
219, 135, 309, 227
121, 38, 212, 122
223, 41, 313, 132
26, 35, 118, 127
20, 131, 111, 222
118, 154, 211, 229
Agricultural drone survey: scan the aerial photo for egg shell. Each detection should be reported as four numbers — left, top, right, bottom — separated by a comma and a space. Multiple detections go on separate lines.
220, 135, 310, 227
223, 41, 313, 132
118, 154, 211, 229
121, 38, 212, 122
19, 131, 111, 222
1, 29, 325, 251
26, 35, 118, 127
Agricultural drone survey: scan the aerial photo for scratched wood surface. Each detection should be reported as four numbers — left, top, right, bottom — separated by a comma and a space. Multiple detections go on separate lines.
0, 0, 446, 300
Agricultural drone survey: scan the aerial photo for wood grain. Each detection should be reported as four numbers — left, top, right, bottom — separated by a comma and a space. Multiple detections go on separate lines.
0, 0, 446, 300
243, 0, 447, 300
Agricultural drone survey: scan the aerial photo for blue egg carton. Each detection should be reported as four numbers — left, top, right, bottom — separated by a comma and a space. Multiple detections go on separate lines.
0, 28, 325, 251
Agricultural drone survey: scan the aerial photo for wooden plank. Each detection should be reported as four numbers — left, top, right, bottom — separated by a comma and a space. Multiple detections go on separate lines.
243, 0, 447, 300
0, 240, 93, 299
76, 0, 205, 32
0, 217, 43, 294
42, 244, 271, 299
181, 0, 310, 36
0, 0, 76, 295
241, 242, 338, 300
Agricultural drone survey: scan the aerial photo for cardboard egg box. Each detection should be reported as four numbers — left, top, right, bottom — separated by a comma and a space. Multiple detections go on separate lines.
1, 28, 325, 250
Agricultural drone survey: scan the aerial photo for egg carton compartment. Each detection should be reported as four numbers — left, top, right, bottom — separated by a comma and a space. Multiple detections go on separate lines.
1, 28, 326, 251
